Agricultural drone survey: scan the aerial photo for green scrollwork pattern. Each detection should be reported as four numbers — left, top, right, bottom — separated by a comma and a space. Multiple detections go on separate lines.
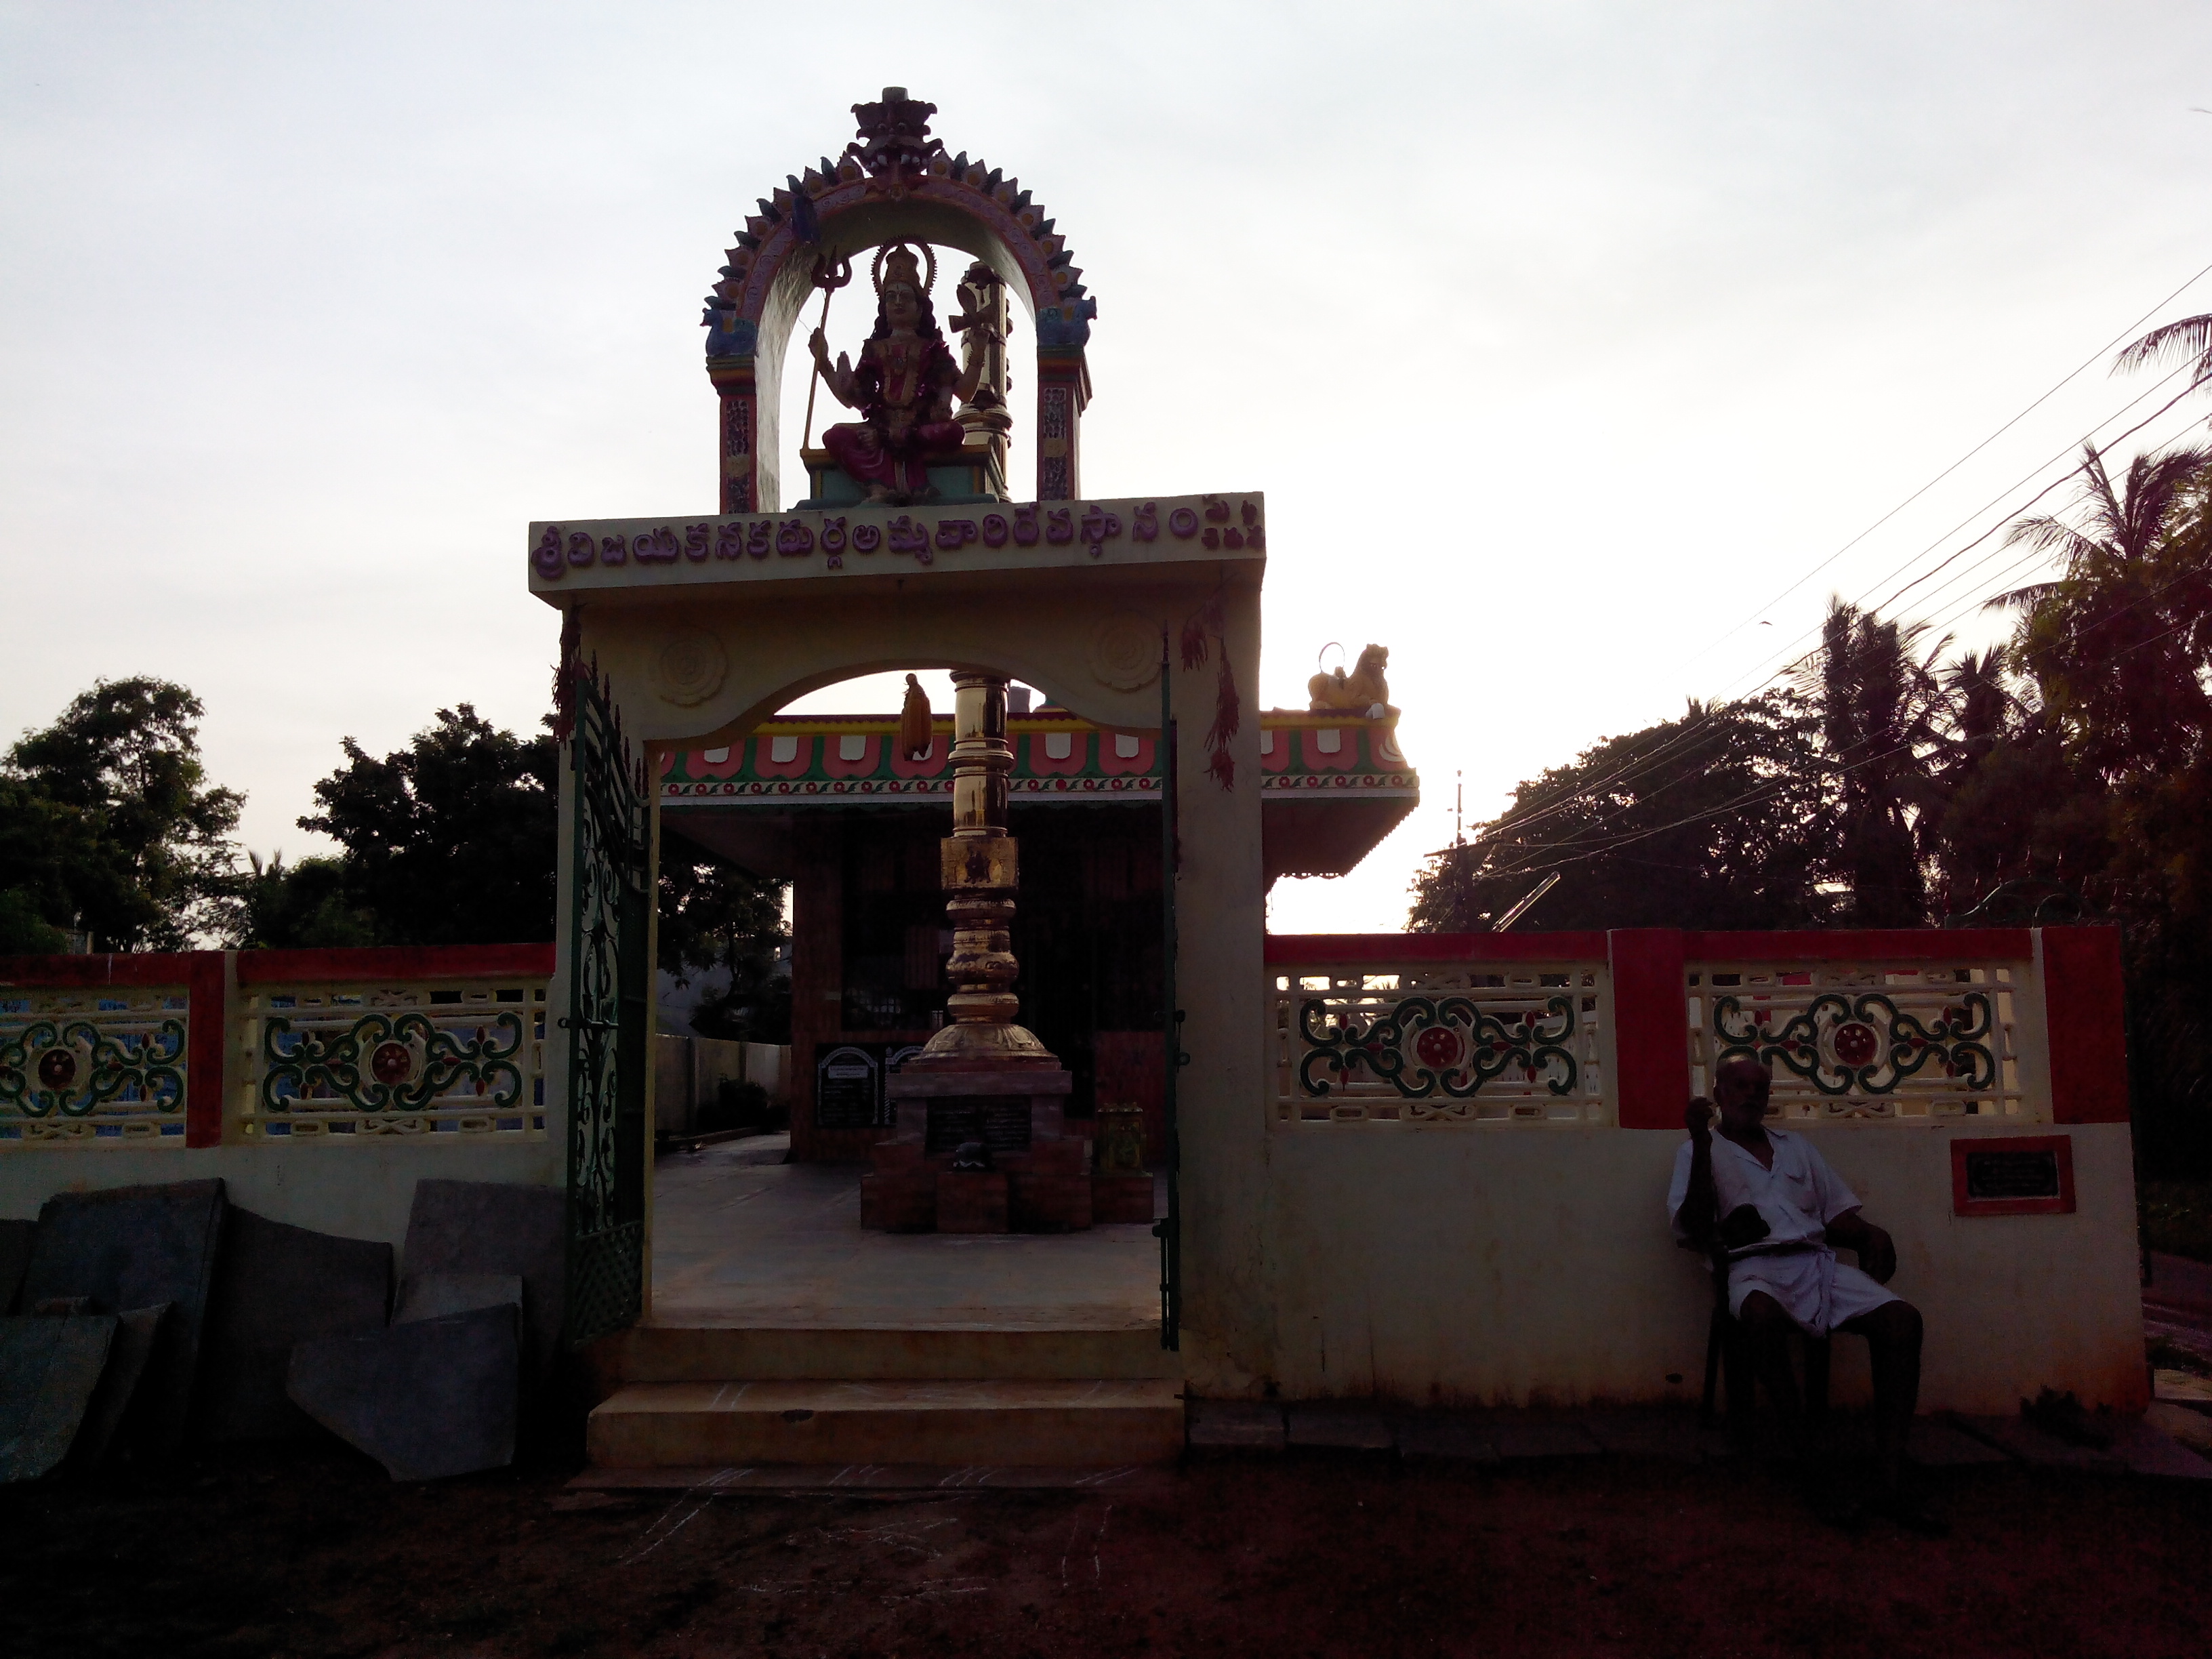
1298, 995, 1579, 1099
1713, 989, 1995, 1096
0, 1017, 186, 1119
260, 1009, 524, 1115
563, 665, 649, 1347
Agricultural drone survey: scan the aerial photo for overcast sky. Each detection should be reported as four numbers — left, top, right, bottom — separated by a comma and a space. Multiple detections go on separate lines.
5, 2, 2211, 933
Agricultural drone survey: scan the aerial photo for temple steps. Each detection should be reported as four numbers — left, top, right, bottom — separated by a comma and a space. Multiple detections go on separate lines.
605, 1322, 1176, 1383
586, 1322, 1185, 1470
587, 1376, 1185, 1469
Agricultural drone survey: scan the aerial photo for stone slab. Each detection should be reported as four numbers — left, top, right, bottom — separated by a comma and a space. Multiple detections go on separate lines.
288, 1304, 518, 1482
22, 1179, 225, 1450
0, 1314, 116, 1482
1284, 1404, 1395, 1450
1186, 1399, 1286, 1450
396, 1273, 523, 1325
75, 1304, 167, 1466
587, 1378, 1184, 1468
402, 1180, 562, 1380
197, 1206, 394, 1443
1494, 1422, 1603, 1461
1393, 1416, 1501, 1465
0, 1218, 34, 1315
1948, 1414, 2129, 1472
570, 1462, 1178, 1494
1906, 1416, 2013, 1467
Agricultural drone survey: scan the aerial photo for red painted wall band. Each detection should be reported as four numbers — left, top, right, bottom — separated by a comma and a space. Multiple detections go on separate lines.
1684, 928, 2033, 963
236, 943, 555, 985
0, 951, 205, 987
1265, 932, 1610, 965
184, 952, 226, 1147
1609, 928, 1688, 1130
2040, 926, 2129, 1124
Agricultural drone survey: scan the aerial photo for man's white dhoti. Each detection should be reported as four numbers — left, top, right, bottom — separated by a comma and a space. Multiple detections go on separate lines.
1668, 1124, 1902, 1336
1724, 1246, 1899, 1336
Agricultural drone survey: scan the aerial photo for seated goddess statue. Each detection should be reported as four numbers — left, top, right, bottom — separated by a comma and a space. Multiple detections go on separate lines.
809, 242, 979, 505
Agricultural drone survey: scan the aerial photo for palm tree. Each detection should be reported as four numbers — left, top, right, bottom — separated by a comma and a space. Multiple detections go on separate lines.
1989, 442, 2212, 776
1797, 600, 1950, 926
2115, 311, 2212, 405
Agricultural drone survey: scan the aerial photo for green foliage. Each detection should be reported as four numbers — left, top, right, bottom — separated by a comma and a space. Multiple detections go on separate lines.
659, 834, 791, 1043
297, 705, 557, 947
0, 677, 242, 949
228, 852, 377, 949
0, 887, 68, 955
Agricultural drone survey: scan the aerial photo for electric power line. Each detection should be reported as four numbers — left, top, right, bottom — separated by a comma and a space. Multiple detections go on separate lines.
1683, 258, 2212, 668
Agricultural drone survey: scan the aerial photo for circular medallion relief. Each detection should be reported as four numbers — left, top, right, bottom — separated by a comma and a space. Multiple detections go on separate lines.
37, 1048, 77, 1090
370, 1041, 415, 1085
651, 628, 729, 708
1832, 1021, 1879, 1067
1088, 611, 1159, 692
1414, 1027, 1462, 1071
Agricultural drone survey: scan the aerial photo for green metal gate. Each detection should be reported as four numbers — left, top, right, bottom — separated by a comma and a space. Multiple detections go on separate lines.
1155, 639, 1183, 1351
562, 666, 651, 1347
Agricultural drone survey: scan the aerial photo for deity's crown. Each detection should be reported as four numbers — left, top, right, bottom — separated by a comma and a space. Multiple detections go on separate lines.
872, 240, 935, 299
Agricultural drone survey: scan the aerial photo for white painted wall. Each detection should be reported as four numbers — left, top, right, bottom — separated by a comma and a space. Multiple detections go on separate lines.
1200, 1119, 2144, 1414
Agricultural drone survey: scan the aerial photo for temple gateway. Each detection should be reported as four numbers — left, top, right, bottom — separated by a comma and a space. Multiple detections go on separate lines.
0, 90, 2146, 1481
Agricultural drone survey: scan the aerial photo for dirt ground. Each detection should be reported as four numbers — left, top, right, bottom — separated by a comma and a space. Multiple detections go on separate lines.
4, 1441, 2209, 1659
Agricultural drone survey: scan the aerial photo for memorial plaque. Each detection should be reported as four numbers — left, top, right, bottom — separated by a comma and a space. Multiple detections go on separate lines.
815, 1044, 882, 1130
924, 1095, 1035, 1158
1951, 1134, 2075, 1216
813, 1043, 926, 1130
1964, 1149, 2061, 1202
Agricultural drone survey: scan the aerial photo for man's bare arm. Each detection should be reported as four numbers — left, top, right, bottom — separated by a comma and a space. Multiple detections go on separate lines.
1675, 1097, 1717, 1248
1824, 1208, 1898, 1284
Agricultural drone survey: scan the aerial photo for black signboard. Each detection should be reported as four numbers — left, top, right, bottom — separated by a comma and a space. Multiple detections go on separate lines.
922, 1094, 1035, 1158
1963, 1147, 2062, 1202
813, 1042, 926, 1130
1951, 1134, 2074, 1216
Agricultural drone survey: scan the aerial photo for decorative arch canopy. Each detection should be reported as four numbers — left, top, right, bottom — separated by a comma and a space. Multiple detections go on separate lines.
701, 89, 1097, 514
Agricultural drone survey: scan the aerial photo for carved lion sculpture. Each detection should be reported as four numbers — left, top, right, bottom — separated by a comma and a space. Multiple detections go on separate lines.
1308, 644, 1393, 717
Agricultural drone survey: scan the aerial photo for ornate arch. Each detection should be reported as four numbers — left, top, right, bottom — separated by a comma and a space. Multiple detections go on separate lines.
700, 90, 1097, 514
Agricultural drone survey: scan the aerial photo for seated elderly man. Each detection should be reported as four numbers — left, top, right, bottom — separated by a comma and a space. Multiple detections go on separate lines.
1669, 1056, 1941, 1532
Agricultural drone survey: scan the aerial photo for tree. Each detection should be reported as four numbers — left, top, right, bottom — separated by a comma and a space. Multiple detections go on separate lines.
226, 851, 377, 949
1, 677, 243, 949
1408, 694, 1831, 933
659, 834, 791, 1042
1992, 443, 2212, 777
1795, 599, 1952, 926
298, 705, 558, 946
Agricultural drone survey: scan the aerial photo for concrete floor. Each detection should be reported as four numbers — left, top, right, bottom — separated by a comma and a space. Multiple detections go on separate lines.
647, 1134, 1164, 1331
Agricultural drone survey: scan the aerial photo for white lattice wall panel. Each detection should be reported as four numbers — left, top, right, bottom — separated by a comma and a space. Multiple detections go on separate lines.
0, 987, 190, 1144
239, 979, 549, 1139
1687, 961, 2034, 1123
1271, 962, 1611, 1126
